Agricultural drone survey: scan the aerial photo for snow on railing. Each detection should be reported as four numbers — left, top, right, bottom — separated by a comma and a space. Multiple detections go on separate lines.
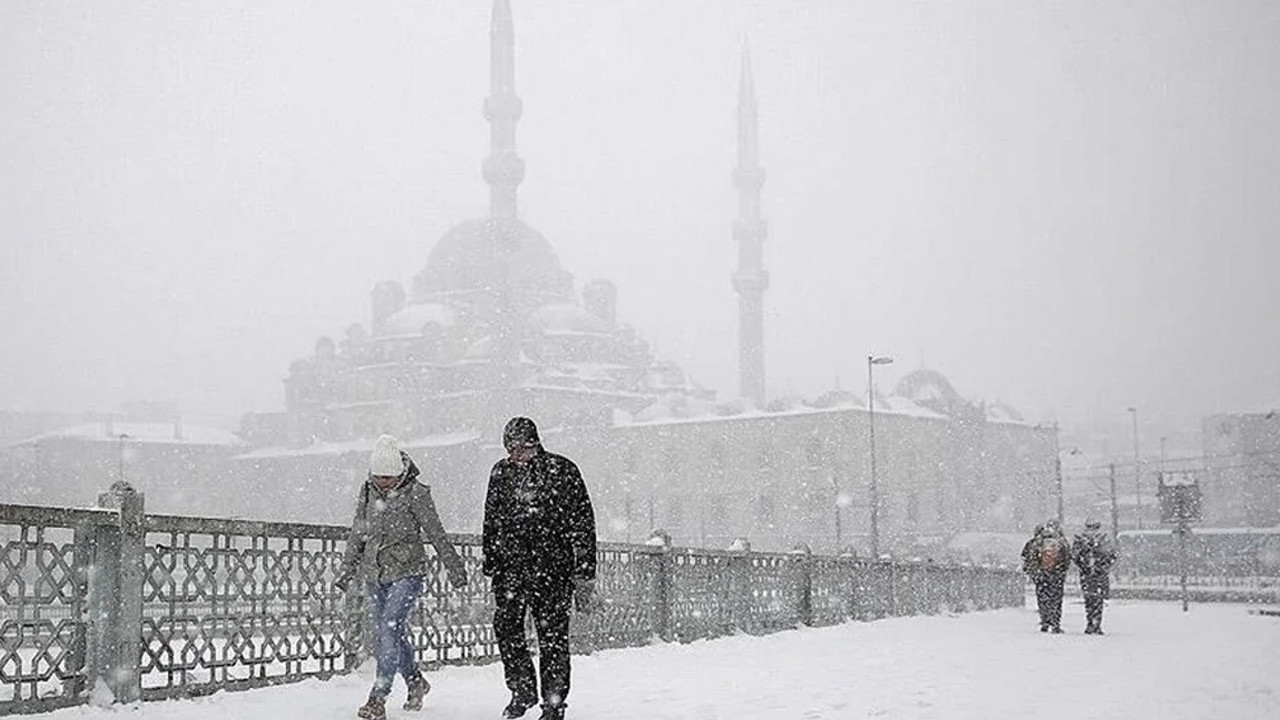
0, 487, 1022, 714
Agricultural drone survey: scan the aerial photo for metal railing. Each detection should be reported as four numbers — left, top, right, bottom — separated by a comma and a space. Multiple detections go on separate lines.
0, 484, 1023, 715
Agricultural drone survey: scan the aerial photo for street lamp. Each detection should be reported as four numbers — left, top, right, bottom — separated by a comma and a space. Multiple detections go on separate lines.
117, 433, 130, 484
1127, 407, 1141, 529
1051, 421, 1064, 525
867, 354, 894, 557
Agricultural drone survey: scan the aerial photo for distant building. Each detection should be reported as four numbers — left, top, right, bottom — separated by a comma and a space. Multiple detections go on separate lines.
5, 414, 244, 514
1202, 407, 1280, 527
225, 1, 1055, 554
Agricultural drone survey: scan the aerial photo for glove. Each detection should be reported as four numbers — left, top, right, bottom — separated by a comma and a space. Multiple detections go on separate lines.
447, 565, 468, 590
572, 578, 596, 614
334, 575, 351, 594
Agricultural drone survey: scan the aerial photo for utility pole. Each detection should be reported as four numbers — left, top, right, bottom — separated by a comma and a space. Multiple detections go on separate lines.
1109, 463, 1119, 539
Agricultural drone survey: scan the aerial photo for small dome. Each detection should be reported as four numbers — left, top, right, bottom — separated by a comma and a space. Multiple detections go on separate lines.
380, 303, 457, 336
413, 218, 570, 301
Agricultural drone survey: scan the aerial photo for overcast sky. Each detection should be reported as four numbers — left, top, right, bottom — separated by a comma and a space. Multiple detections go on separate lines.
1, 0, 1277, 436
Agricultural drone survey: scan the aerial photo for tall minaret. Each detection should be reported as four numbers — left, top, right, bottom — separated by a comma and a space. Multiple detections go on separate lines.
483, 0, 525, 220
731, 43, 769, 405
482, 0, 527, 428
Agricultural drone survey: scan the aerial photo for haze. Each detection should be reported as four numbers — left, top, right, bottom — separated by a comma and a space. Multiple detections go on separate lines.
2, 0, 1277, 435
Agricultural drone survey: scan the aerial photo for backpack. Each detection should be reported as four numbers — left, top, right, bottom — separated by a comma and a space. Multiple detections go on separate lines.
1038, 539, 1060, 571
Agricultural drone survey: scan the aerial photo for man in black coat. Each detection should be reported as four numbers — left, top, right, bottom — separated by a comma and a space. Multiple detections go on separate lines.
1073, 519, 1118, 634
483, 417, 597, 720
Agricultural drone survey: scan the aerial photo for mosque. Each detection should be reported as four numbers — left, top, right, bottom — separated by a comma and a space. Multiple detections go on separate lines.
236, 0, 1056, 556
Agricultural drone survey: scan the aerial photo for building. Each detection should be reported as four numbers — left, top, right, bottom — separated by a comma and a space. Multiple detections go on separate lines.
1202, 406, 1280, 527
4, 413, 244, 514
231, 0, 1054, 556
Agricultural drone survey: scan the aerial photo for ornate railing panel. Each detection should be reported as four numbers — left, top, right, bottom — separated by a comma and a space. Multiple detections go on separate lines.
668, 551, 737, 641
139, 514, 351, 700
0, 505, 116, 715
809, 557, 853, 626
408, 535, 495, 667
569, 543, 661, 652
741, 553, 798, 631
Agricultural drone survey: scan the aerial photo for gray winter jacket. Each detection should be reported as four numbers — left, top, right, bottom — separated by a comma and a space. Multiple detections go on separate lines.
338, 453, 466, 587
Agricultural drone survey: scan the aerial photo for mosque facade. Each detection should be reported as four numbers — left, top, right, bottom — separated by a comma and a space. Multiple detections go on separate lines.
235, 0, 1056, 557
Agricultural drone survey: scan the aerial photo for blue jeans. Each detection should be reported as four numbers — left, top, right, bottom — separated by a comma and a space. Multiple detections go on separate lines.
367, 576, 424, 698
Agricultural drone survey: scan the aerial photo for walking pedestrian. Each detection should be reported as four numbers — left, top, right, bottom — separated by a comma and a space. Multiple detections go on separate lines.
483, 417, 597, 720
1022, 519, 1072, 633
335, 435, 468, 720
1073, 519, 1118, 634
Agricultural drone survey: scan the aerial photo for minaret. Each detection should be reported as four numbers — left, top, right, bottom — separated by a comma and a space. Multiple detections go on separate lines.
483, 0, 525, 220
482, 0, 527, 429
731, 43, 769, 405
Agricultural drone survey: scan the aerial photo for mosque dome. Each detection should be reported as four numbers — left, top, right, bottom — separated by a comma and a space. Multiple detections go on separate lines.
412, 218, 571, 302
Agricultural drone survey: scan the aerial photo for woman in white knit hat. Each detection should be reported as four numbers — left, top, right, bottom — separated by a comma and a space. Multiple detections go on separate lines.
335, 435, 467, 720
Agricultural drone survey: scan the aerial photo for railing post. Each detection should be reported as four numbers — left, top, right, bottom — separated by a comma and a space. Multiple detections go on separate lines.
790, 544, 813, 627
728, 537, 752, 633
86, 482, 144, 705
837, 549, 861, 621
647, 530, 672, 641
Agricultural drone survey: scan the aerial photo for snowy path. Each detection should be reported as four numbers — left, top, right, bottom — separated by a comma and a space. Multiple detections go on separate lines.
43, 600, 1280, 720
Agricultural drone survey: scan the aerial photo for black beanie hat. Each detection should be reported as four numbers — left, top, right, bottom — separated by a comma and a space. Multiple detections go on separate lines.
503, 416, 541, 448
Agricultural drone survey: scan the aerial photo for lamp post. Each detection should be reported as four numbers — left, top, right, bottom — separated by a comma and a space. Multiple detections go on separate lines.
832, 472, 843, 548
867, 354, 894, 557
1127, 407, 1141, 529
1052, 421, 1064, 525
117, 433, 130, 484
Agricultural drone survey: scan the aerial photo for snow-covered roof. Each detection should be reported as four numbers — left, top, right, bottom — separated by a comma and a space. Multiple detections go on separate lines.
984, 403, 1028, 425
621, 394, 953, 428
237, 431, 480, 460
18, 422, 244, 447
871, 395, 948, 420
1119, 526, 1280, 537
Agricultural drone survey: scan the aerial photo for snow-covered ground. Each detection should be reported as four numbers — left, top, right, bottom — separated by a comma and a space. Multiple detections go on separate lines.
42, 599, 1280, 720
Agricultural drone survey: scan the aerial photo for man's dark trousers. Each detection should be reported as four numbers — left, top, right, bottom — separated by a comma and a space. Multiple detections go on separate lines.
1034, 574, 1066, 629
493, 573, 574, 708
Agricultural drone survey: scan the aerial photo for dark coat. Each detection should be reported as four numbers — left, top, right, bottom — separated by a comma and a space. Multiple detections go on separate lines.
482, 448, 597, 583
339, 452, 466, 586
1073, 528, 1117, 597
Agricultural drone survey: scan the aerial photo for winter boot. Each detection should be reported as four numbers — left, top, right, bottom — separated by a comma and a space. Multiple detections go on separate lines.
539, 703, 566, 720
356, 695, 387, 720
502, 692, 540, 719
1050, 625, 1063, 634
404, 673, 431, 711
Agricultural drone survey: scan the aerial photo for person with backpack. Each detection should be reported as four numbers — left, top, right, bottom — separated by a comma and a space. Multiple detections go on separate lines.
334, 435, 469, 720
1021, 519, 1072, 633
1073, 519, 1118, 634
